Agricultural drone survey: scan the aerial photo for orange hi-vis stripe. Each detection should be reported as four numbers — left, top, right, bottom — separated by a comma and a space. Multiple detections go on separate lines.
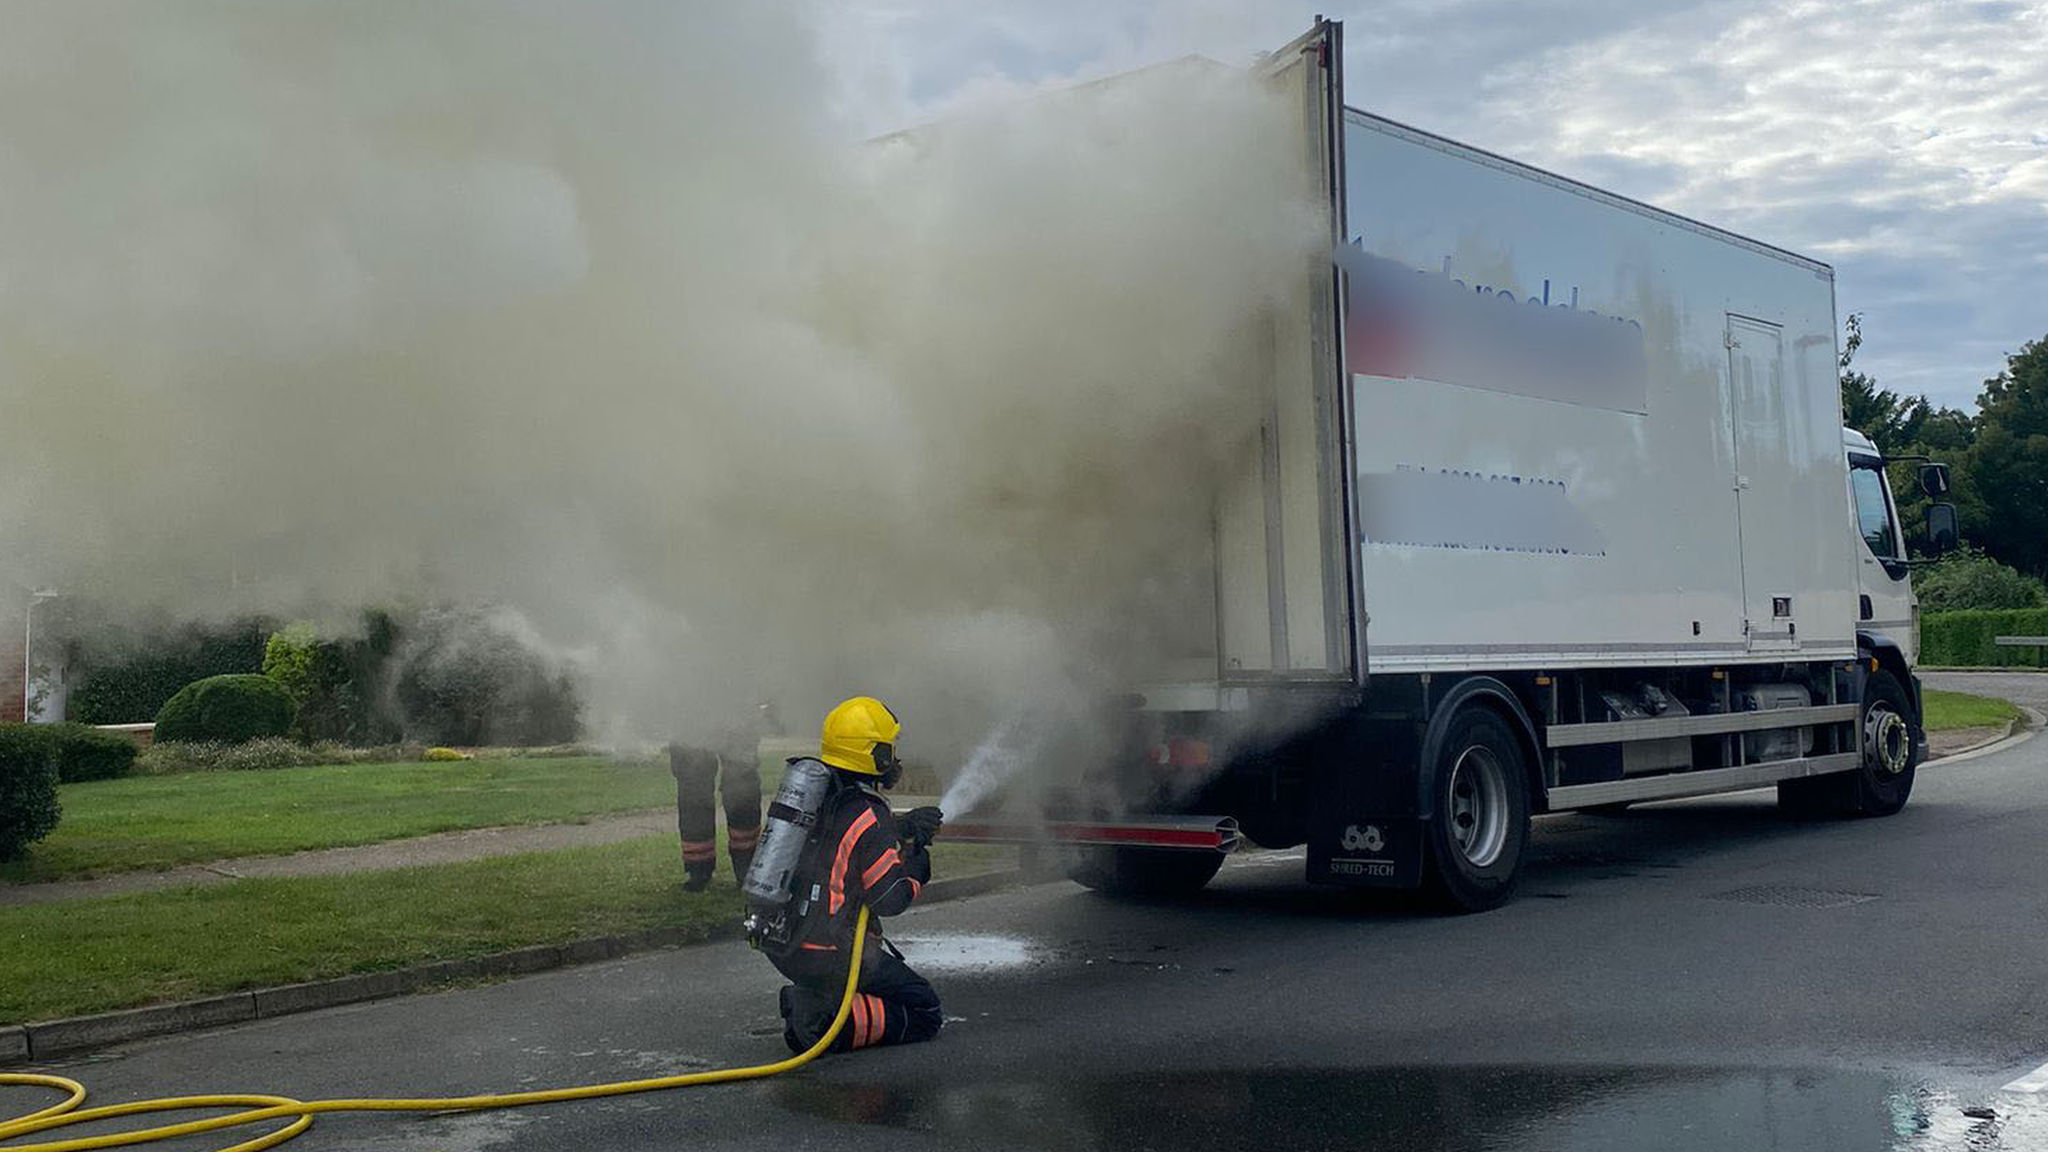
828, 807, 878, 915
860, 847, 900, 890
726, 825, 761, 850
853, 994, 887, 1048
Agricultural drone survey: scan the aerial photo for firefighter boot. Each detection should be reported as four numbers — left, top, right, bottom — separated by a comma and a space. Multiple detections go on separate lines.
681, 860, 715, 892
778, 985, 840, 1056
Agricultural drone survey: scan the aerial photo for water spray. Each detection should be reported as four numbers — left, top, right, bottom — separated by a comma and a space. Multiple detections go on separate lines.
938, 710, 1037, 817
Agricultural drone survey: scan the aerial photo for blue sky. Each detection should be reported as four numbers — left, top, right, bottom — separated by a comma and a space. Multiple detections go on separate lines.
823, 0, 2048, 411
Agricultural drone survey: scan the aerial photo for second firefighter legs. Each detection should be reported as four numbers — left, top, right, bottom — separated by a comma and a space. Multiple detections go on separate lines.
670, 742, 763, 892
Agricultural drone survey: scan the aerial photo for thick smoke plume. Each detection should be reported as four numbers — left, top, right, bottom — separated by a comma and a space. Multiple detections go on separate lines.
0, 2, 1321, 764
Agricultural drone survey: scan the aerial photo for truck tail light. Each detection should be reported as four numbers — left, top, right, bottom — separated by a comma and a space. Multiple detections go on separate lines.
1149, 739, 1212, 768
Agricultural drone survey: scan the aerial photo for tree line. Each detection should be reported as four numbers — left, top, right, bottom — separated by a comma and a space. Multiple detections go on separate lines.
1840, 315, 2048, 588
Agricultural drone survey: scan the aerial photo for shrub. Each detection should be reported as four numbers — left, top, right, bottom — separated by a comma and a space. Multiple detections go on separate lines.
262, 624, 320, 708
0, 726, 61, 861
41, 723, 138, 783
136, 739, 414, 774
261, 615, 401, 744
1919, 608, 2048, 667
391, 606, 581, 746
1912, 549, 2048, 613
422, 747, 472, 762
153, 675, 297, 745
209, 738, 331, 773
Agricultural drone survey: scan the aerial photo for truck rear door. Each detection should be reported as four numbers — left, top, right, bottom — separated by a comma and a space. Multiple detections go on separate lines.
1214, 19, 1361, 684
1726, 314, 1802, 653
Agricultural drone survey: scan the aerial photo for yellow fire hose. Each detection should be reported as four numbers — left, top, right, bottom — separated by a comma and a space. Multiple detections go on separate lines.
0, 908, 869, 1152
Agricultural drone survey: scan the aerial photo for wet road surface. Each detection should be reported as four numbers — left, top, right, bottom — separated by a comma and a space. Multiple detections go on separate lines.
10, 705, 2048, 1151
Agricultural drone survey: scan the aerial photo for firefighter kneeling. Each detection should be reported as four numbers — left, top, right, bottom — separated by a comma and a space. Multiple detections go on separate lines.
741, 696, 945, 1054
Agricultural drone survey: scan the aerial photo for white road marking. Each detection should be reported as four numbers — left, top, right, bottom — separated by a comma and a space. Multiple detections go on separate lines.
2002, 1059, 2048, 1093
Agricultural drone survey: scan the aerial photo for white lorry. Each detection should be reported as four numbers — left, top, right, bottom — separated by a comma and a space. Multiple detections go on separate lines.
951, 20, 1960, 911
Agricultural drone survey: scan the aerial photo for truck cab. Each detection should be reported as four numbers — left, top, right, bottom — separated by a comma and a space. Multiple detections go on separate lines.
1844, 427, 1918, 664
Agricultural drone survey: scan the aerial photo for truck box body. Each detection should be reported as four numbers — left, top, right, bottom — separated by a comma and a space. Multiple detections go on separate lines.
1195, 33, 1858, 692
1340, 111, 1854, 672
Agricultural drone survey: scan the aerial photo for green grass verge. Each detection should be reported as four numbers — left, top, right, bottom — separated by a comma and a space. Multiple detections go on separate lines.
2, 756, 680, 884
0, 836, 1009, 1025
1921, 688, 2022, 732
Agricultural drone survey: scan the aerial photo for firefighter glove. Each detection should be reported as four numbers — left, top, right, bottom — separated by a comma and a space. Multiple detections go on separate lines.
900, 806, 943, 849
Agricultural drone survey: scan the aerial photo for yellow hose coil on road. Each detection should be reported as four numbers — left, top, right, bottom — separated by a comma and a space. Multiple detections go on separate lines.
0, 908, 869, 1152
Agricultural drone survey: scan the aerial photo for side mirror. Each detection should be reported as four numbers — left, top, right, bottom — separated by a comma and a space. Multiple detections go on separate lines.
1926, 502, 1959, 554
1920, 462, 1951, 498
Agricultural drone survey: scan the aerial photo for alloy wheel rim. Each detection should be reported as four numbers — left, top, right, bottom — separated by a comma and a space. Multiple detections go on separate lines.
1447, 745, 1510, 867
1866, 704, 1910, 777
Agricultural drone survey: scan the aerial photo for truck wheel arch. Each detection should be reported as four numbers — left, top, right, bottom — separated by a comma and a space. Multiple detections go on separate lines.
1417, 676, 1546, 817
1857, 631, 1920, 721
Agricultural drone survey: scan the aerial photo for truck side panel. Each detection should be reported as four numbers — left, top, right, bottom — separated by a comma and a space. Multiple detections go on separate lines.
1342, 110, 1854, 672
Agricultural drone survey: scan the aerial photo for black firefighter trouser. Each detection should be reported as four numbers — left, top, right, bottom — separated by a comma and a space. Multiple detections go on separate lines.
771, 939, 943, 1052
669, 745, 761, 881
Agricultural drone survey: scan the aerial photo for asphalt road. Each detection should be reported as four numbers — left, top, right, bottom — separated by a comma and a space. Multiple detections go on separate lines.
15, 688, 2048, 1152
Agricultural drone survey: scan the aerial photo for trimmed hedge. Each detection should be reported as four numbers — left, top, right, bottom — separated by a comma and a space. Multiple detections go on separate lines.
67, 619, 273, 726
1919, 609, 2048, 667
41, 723, 139, 782
0, 726, 61, 861
153, 674, 298, 745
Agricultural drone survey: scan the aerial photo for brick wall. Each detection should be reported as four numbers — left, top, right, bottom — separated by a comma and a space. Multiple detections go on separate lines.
0, 601, 24, 724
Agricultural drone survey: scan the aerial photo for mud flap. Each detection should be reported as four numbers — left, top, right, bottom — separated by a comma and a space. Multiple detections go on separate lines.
1303, 695, 1427, 888
1308, 815, 1424, 886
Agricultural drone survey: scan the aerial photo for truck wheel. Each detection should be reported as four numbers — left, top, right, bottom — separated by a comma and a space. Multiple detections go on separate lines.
1069, 847, 1225, 899
1778, 670, 1918, 818
1850, 670, 1917, 816
1422, 707, 1531, 913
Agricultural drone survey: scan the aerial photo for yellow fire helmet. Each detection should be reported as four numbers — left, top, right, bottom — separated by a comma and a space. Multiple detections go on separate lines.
818, 695, 904, 782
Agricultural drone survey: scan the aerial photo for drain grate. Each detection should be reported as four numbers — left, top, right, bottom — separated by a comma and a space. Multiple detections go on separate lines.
1707, 884, 1880, 908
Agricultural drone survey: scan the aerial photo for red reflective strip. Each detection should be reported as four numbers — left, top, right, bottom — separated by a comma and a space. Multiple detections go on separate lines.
907, 877, 922, 900
940, 821, 1224, 849
680, 840, 717, 862
726, 826, 760, 850
852, 996, 871, 1048
799, 941, 837, 952
860, 847, 900, 890
828, 807, 879, 915
1045, 824, 1221, 848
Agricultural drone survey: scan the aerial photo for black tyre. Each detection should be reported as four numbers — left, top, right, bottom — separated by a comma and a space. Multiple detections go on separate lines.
1069, 846, 1225, 899
1850, 670, 1918, 816
1421, 707, 1531, 913
1777, 670, 1918, 818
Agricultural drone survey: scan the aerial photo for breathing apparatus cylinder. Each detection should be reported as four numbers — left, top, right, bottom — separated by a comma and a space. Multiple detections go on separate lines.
740, 758, 836, 949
